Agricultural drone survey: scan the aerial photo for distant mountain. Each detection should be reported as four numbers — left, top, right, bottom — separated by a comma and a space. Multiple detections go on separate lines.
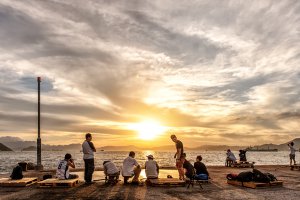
99, 145, 142, 151
0, 136, 22, 143
249, 138, 300, 151
1, 136, 299, 152
190, 145, 246, 151
0, 143, 13, 151
43, 143, 82, 151
22, 146, 37, 151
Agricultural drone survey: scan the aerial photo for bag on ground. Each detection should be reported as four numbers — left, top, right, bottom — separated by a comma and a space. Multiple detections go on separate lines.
10, 165, 23, 180
252, 169, 270, 183
236, 171, 253, 182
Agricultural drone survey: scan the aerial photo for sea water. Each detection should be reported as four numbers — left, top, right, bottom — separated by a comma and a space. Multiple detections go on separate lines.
0, 150, 294, 174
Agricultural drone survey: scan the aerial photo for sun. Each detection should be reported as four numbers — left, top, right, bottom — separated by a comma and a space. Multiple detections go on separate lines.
128, 120, 166, 140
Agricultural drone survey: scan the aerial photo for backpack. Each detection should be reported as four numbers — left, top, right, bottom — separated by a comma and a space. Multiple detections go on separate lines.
236, 171, 253, 182
252, 169, 270, 183
264, 173, 277, 182
10, 165, 23, 180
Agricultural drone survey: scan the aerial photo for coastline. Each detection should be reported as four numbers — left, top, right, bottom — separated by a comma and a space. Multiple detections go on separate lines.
1, 165, 299, 200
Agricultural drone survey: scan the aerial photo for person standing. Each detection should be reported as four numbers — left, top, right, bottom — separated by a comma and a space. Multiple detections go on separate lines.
82, 133, 96, 183
288, 142, 296, 166
170, 134, 184, 180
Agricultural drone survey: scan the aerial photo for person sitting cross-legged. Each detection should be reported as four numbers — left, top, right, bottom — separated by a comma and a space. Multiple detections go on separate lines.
122, 151, 141, 184
193, 155, 209, 180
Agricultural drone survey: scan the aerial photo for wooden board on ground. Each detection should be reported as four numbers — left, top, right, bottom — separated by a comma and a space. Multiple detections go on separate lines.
0, 177, 38, 187
291, 164, 300, 170
38, 178, 79, 188
148, 178, 185, 187
227, 180, 283, 189
232, 161, 255, 168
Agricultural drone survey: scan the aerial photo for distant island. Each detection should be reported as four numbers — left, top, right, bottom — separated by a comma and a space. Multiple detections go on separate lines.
0, 136, 299, 152
0, 143, 13, 151
22, 146, 37, 151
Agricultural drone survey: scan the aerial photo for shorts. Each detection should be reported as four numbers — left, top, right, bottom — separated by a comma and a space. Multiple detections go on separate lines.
176, 160, 183, 168
290, 154, 295, 160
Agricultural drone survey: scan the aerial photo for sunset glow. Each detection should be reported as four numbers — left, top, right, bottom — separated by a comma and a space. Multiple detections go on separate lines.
128, 120, 167, 140
0, 1, 299, 147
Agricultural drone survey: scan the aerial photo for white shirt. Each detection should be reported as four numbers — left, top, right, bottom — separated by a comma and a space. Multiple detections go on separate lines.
227, 152, 236, 161
104, 161, 119, 175
56, 160, 69, 179
289, 146, 296, 155
145, 160, 158, 178
82, 140, 94, 159
122, 156, 139, 176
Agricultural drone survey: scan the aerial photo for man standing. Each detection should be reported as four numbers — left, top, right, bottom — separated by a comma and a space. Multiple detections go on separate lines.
82, 133, 96, 183
170, 134, 184, 180
122, 151, 141, 184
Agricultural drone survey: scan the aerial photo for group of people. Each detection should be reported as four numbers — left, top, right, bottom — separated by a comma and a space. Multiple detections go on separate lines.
225, 141, 297, 167
55, 133, 209, 184
56, 133, 297, 183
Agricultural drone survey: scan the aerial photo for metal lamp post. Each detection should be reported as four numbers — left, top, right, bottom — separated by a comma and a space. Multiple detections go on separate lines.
37, 77, 43, 170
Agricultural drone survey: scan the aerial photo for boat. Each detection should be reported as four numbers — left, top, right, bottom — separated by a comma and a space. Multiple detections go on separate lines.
245, 146, 278, 152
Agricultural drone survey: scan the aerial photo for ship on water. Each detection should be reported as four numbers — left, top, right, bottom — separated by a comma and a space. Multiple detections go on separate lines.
245, 146, 278, 152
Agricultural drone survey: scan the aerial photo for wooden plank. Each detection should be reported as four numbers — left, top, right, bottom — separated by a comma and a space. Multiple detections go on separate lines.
291, 165, 300, 170
148, 178, 185, 187
0, 177, 38, 187
232, 161, 255, 168
227, 180, 283, 189
38, 178, 79, 188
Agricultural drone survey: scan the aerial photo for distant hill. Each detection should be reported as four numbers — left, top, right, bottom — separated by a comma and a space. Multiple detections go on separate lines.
99, 145, 142, 151
251, 138, 300, 151
1, 136, 299, 152
22, 146, 37, 151
0, 143, 13, 151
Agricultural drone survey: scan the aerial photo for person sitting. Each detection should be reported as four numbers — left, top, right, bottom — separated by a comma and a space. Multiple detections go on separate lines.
145, 155, 159, 179
56, 153, 79, 179
193, 155, 209, 180
239, 150, 247, 162
226, 149, 237, 167
180, 154, 195, 179
122, 151, 141, 184
103, 160, 120, 183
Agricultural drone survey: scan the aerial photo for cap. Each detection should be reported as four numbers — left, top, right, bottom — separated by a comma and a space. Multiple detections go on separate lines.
146, 155, 154, 159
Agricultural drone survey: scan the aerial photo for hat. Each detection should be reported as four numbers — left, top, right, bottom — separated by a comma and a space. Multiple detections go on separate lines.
147, 155, 154, 159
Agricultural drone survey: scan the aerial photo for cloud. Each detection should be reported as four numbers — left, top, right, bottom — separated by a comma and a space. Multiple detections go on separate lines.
0, 0, 300, 146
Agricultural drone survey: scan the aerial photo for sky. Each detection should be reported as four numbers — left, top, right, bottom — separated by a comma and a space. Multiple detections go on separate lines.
0, 0, 300, 147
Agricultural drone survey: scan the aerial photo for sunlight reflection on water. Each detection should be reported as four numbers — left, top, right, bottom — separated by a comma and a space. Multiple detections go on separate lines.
0, 150, 293, 174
